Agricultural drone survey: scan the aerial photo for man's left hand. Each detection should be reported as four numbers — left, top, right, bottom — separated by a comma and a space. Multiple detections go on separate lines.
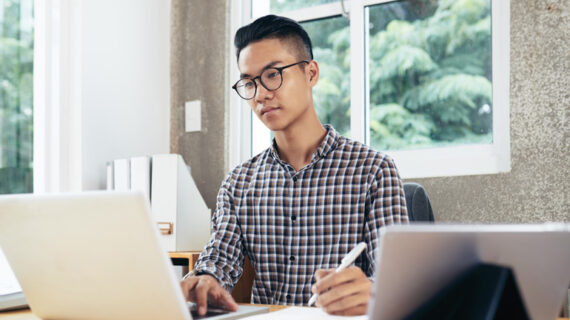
311, 266, 372, 316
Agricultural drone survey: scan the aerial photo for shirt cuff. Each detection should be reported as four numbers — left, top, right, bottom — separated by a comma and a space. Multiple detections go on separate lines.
182, 269, 218, 281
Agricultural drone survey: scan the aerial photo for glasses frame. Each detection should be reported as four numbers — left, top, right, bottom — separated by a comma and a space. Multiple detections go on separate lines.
232, 60, 310, 100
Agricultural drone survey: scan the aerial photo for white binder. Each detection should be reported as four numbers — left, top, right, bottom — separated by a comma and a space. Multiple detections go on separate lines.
150, 154, 211, 252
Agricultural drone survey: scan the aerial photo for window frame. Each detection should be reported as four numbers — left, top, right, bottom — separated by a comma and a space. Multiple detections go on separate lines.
33, 0, 83, 193
228, 0, 510, 178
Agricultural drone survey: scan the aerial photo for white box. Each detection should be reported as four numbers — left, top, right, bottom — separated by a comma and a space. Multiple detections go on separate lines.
150, 154, 211, 252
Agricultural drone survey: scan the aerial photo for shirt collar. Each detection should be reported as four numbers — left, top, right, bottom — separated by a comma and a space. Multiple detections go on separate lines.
314, 124, 339, 159
269, 124, 340, 163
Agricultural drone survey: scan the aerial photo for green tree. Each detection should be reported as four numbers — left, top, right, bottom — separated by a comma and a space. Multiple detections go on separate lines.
302, 17, 351, 136
369, 0, 493, 150
0, 0, 34, 194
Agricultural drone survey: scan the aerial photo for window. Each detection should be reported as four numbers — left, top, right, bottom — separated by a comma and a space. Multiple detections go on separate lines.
0, 0, 34, 194
229, 0, 510, 178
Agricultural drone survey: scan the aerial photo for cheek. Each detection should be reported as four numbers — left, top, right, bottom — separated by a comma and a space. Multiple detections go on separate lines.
247, 100, 257, 109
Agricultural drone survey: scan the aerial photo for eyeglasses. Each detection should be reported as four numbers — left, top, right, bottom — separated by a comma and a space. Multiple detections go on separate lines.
232, 60, 309, 100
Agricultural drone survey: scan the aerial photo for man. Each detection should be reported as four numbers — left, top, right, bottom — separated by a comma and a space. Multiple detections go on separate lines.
181, 14, 408, 316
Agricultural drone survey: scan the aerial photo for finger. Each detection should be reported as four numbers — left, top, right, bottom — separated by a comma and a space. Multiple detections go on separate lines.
179, 277, 199, 301
312, 269, 335, 294
317, 276, 371, 308
313, 266, 364, 295
212, 288, 238, 312
314, 268, 334, 281
194, 278, 214, 316
329, 303, 368, 316
322, 290, 370, 314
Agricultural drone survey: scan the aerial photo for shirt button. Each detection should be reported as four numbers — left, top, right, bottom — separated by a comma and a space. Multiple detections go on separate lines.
291, 215, 297, 221
289, 255, 295, 262
292, 176, 297, 182
286, 294, 291, 300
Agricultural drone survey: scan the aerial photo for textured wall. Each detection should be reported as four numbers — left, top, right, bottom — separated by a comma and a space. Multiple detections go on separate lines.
170, 0, 229, 210
171, 1, 569, 222
413, 0, 569, 222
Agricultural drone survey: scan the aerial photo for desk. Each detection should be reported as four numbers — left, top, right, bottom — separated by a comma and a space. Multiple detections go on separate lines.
1, 307, 568, 319
169, 251, 255, 303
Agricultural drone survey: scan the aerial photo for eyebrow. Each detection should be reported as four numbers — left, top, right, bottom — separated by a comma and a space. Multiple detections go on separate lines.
240, 60, 282, 79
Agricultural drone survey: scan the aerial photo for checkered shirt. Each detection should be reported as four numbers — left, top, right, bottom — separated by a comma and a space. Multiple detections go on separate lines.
193, 125, 409, 305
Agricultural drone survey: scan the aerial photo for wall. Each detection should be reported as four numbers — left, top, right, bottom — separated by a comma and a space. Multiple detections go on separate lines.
81, 0, 170, 190
171, 0, 569, 222
170, 0, 229, 210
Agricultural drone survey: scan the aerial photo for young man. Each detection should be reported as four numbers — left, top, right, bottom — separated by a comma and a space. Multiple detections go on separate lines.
181, 15, 408, 316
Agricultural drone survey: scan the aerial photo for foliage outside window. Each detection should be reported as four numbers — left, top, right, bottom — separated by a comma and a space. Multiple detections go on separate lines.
0, 0, 34, 194
368, 0, 492, 151
302, 17, 351, 136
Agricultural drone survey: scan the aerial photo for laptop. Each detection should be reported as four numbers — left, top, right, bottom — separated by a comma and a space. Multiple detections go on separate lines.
368, 223, 570, 320
0, 191, 268, 320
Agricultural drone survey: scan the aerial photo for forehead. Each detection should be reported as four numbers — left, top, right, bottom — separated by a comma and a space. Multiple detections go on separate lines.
237, 38, 297, 74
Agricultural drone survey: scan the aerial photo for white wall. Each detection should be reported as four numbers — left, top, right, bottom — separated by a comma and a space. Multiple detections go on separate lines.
81, 0, 170, 189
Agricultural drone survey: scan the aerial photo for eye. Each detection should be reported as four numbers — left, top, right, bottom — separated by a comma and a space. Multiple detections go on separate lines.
265, 70, 279, 79
241, 80, 254, 89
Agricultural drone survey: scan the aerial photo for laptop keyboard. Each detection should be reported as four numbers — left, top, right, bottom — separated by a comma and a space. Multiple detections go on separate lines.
187, 302, 230, 319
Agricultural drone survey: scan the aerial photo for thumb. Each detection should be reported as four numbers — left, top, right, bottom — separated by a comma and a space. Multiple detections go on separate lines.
314, 268, 334, 281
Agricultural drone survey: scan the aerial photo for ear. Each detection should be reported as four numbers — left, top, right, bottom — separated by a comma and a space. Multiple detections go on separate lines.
306, 60, 319, 87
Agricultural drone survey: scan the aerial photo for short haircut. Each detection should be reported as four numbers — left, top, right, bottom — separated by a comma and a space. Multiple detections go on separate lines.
234, 14, 313, 62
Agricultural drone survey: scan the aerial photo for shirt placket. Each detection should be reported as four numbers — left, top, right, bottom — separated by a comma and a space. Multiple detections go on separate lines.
282, 166, 299, 304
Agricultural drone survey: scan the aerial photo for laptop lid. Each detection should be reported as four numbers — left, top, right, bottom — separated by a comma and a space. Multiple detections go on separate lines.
368, 224, 570, 320
0, 191, 193, 320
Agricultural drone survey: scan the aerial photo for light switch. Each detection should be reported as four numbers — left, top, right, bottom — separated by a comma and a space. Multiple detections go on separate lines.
185, 100, 201, 132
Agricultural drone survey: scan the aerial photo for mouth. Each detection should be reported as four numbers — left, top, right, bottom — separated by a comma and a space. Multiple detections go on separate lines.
259, 106, 279, 116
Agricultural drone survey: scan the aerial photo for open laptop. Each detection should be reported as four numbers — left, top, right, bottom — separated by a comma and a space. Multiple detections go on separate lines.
0, 191, 268, 320
368, 223, 570, 320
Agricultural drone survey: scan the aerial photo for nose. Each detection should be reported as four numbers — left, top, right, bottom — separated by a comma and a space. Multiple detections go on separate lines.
254, 78, 273, 102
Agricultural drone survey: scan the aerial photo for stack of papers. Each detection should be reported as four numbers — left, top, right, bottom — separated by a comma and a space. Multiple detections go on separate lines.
0, 248, 21, 296
242, 307, 367, 319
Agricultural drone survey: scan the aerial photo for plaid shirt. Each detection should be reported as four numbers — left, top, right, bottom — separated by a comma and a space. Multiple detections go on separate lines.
194, 125, 408, 305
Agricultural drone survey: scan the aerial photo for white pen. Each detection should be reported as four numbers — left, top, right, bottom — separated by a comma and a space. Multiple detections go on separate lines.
307, 242, 367, 306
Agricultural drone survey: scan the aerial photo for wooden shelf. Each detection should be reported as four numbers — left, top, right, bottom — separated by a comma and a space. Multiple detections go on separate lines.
168, 251, 254, 303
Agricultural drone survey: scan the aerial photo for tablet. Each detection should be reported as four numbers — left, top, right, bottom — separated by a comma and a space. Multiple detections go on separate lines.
368, 223, 570, 320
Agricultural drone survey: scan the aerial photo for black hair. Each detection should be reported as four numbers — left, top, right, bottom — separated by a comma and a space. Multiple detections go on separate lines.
234, 14, 313, 61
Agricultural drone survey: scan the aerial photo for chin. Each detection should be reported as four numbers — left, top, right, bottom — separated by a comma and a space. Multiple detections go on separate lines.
263, 123, 284, 132
258, 117, 285, 132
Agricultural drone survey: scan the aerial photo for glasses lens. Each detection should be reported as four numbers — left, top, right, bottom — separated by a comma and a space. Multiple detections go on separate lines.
261, 68, 283, 91
235, 79, 256, 99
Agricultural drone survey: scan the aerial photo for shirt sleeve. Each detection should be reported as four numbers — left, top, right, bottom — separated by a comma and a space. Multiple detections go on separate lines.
362, 155, 409, 277
192, 173, 245, 291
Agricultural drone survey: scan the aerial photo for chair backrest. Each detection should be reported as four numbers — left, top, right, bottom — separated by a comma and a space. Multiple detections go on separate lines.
403, 182, 435, 222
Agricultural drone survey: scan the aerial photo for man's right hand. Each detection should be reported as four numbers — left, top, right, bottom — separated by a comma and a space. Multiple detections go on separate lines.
180, 274, 238, 316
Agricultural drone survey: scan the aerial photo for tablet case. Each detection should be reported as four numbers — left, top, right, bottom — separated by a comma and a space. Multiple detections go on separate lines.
404, 263, 530, 320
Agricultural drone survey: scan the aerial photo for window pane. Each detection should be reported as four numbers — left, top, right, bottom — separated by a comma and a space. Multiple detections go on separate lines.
270, 0, 338, 14
0, 0, 34, 194
301, 17, 350, 136
368, 0, 492, 151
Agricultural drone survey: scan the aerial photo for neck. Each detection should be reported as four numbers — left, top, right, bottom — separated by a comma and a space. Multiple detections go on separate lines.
274, 110, 326, 172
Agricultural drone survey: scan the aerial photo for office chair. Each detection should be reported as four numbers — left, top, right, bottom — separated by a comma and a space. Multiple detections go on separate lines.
403, 182, 435, 222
